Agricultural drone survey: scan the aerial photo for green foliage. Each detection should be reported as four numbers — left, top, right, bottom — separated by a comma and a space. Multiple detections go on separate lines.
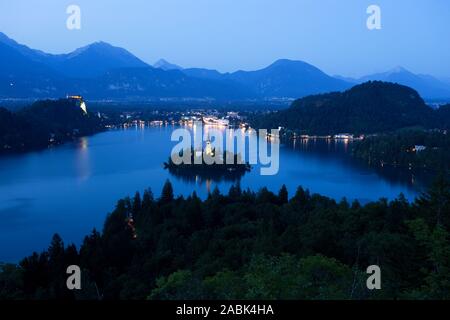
149, 270, 201, 300
150, 254, 353, 300
406, 219, 450, 299
241, 254, 353, 300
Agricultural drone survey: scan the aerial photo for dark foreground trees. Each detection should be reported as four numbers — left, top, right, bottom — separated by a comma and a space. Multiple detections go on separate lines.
1, 178, 450, 300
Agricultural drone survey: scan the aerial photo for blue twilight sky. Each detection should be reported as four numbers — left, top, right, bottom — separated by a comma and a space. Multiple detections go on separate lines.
0, 0, 449, 78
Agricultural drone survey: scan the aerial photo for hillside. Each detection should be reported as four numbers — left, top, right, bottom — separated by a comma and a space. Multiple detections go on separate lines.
0, 41, 67, 98
252, 81, 447, 135
0, 107, 48, 152
0, 99, 103, 153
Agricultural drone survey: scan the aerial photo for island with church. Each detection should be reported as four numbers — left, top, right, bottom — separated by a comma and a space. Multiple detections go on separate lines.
164, 139, 252, 182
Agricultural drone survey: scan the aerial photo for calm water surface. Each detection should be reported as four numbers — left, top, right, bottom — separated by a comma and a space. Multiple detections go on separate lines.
0, 125, 427, 262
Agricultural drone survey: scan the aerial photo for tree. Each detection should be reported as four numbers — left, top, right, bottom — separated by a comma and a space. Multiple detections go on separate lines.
228, 183, 242, 200
185, 191, 204, 230
79, 229, 105, 289
48, 234, 64, 265
160, 180, 174, 204
20, 252, 50, 296
203, 269, 244, 299
278, 184, 288, 204
407, 218, 450, 299
46, 234, 77, 299
295, 255, 353, 299
142, 188, 154, 209
149, 270, 203, 300
132, 191, 142, 216
291, 186, 310, 208
257, 187, 278, 204
416, 173, 450, 227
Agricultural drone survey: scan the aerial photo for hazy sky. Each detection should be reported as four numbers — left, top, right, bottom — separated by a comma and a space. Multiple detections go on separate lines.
0, 0, 449, 77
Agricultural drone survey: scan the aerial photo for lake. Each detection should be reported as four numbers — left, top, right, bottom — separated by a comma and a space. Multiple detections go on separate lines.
0, 124, 427, 262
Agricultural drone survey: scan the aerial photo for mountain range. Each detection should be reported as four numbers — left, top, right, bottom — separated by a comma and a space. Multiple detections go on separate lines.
182, 59, 350, 98
1, 32, 450, 101
346, 67, 450, 100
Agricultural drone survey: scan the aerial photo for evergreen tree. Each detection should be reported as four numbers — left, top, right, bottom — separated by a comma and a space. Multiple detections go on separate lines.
132, 191, 142, 216
142, 188, 154, 209
160, 180, 174, 204
416, 173, 450, 227
278, 184, 289, 204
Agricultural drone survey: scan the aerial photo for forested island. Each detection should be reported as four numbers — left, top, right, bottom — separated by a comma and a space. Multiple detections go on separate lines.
1, 177, 449, 300
0, 98, 104, 154
164, 149, 251, 182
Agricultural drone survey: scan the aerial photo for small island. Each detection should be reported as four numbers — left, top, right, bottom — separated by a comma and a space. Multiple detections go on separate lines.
164, 145, 251, 182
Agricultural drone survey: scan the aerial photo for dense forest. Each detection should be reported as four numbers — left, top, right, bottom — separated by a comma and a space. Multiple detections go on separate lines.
0, 99, 104, 154
251, 82, 450, 135
352, 129, 450, 172
1, 176, 449, 300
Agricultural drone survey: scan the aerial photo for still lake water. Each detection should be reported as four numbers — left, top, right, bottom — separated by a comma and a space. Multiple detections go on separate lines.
0, 125, 427, 262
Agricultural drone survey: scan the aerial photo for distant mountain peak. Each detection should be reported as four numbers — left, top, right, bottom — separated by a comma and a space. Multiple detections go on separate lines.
391, 65, 408, 72
153, 59, 183, 71
269, 59, 311, 68
264, 59, 325, 76
386, 66, 412, 75
67, 41, 126, 58
84, 41, 114, 50
359, 67, 450, 99
272, 58, 296, 65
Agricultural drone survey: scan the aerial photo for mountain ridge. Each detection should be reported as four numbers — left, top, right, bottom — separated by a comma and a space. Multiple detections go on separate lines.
1, 32, 449, 100
153, 59, 183, 71
336, 66, 450, 99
